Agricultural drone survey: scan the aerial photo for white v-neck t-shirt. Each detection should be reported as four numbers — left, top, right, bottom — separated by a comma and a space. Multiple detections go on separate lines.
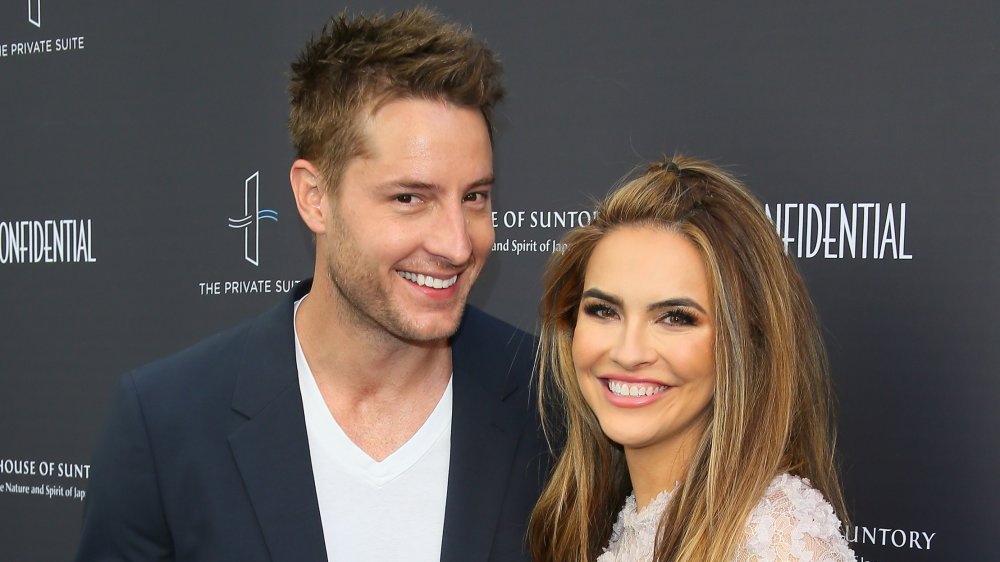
294, 299, 452, 561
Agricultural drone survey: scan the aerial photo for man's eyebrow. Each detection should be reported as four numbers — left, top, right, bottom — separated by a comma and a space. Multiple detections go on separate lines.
469, 174, 495, 188
383, 174, 494, 190
392, 180, 435, 190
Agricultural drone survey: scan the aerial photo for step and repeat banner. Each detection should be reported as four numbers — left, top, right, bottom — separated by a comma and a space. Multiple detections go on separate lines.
1, 1, 996, 560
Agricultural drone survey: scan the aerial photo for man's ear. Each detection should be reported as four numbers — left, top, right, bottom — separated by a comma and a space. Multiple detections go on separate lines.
290, 159, 326, 234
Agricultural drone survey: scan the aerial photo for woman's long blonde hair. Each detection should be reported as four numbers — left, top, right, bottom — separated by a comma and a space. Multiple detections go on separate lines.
529, 156, 847, 562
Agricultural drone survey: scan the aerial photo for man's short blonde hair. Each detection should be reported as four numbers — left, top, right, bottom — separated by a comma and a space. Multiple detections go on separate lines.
288, 7, 505, 192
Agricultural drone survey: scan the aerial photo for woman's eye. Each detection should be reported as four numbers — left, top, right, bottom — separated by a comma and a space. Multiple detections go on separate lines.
661, 309, 696, 326
583, 303, 617, 320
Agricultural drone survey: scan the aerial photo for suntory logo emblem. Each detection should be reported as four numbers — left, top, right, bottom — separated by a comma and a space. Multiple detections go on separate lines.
28, 0, 41, 28
228, 172, 278, 266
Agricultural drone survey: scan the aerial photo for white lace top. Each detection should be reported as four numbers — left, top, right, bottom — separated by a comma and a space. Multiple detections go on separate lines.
598, 473, 856, 562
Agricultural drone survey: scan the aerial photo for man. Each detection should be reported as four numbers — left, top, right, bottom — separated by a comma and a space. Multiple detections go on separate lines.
76, 9, 547, 562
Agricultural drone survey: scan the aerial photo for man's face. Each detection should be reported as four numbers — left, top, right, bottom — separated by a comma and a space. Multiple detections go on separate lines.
320, 97, 494, 343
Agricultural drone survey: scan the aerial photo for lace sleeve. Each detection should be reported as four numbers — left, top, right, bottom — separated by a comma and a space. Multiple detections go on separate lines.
735, 473, 856, 562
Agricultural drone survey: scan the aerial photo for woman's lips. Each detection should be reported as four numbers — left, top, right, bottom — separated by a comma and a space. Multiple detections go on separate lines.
600, 376, 672, 408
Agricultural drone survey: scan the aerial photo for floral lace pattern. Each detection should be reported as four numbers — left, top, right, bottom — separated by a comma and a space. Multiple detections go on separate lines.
597, 473, 856, 562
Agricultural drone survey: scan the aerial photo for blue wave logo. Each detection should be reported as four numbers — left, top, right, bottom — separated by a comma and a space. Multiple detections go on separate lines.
228, 172, 277, 266
227, 209, 279, 229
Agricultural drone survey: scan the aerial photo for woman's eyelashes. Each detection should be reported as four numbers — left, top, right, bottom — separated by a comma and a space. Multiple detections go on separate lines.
659, 308, 698, 326
583, 302, 618, 320
581, 300, 700, 327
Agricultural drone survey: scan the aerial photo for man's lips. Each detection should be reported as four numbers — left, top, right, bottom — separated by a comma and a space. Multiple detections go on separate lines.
396, 270, 459, 289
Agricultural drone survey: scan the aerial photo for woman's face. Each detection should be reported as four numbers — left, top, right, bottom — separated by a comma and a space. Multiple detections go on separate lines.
573, 226, 715, 460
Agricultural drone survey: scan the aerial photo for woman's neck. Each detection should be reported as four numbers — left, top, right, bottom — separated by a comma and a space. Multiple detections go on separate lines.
623, 429, 704, 511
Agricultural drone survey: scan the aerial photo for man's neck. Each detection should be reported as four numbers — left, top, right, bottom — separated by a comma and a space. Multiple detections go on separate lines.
297, 280, 452, 382
295, 281, 453, 461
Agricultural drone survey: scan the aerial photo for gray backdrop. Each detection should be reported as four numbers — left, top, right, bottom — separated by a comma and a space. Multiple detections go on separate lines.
1, 1, 996, 560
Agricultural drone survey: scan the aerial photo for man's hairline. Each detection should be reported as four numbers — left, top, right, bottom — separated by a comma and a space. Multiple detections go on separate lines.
318, 93, 495, 195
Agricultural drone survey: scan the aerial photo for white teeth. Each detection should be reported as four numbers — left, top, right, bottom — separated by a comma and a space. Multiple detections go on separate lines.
608, 380, 668, 398
397, 271, 458, 289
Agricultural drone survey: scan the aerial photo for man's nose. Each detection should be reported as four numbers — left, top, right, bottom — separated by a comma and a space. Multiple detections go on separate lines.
424, 202, 474, 266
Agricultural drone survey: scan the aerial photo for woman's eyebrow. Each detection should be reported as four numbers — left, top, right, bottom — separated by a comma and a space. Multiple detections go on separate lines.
647, 297, 707, 315
583, 289, 707, 314
581, 288, 621, 307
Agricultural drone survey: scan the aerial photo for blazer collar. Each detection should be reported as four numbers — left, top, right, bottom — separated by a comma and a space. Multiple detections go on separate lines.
441, 308, 532, 562
228, 279, 328, 562
228, 284, 531, 562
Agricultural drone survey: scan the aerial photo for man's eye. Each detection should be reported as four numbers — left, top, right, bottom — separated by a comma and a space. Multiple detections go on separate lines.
464, 192, 489, 203
395, 194, 417, 204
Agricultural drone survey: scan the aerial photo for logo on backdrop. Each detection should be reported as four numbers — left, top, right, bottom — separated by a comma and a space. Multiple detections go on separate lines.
28, 0, 41, 28
227, 171, 278, 267
0, 218, 97, 264
0, 1, 85, 58
845, 524, 937, 561
764, 202, 913, 260
197, 172, 298, 297
489, 203, 914, 262
0, 457, 89, 502
490, 209, 596, 256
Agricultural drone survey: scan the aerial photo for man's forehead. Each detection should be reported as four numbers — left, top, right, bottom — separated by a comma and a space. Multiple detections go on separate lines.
358, 99, 489, 155
335, 99, 493, 191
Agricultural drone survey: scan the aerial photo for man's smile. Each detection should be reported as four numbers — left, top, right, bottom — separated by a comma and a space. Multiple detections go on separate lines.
397, 270, 459, 289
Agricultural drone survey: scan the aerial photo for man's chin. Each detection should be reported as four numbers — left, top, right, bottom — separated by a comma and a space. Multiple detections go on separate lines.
399, 307, 466, 343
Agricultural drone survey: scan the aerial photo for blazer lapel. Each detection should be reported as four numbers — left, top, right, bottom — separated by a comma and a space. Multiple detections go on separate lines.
440, 311, 529, 562
227, 281, 328, 562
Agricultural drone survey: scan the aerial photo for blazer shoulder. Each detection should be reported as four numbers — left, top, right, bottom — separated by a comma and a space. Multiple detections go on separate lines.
129, 317, 254, 393
127, 298, 293, 413
457, 305, 536, 352
452, 306, 539, 393
461, 305, 532, 334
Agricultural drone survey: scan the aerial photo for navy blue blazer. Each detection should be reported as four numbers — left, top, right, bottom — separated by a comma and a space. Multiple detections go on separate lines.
76, 280, 548, 561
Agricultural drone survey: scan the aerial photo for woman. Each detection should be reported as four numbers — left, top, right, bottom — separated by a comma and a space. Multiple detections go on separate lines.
529, 156, 855, 561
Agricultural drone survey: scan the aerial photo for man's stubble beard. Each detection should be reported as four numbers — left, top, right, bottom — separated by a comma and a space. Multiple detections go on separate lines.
324, 213, 471, 345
